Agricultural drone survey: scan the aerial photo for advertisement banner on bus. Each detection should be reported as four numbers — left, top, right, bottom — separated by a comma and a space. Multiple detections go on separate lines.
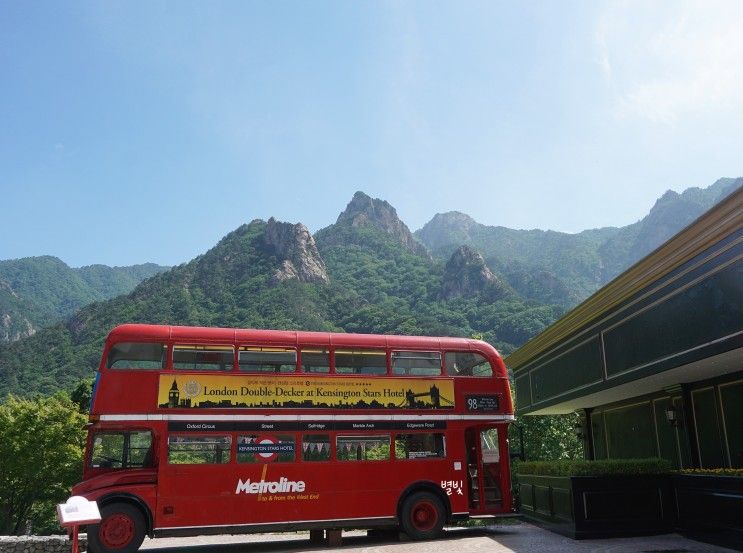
157, 375, 455, 409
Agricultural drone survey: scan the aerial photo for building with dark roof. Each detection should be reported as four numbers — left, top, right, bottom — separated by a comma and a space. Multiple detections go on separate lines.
507, 186, 742, 469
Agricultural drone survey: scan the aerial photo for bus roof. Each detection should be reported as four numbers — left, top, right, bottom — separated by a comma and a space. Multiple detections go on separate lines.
106, 323, 503, 359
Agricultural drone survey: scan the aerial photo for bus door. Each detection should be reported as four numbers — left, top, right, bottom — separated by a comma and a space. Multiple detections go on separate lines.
465, 427, 503, 514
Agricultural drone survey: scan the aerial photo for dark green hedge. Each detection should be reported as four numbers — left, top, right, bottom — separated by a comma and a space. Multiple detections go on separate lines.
517, 457, 672, 476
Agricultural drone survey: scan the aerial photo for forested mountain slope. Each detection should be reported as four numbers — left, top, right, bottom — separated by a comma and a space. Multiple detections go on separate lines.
416, 177, 742, 305
0, 195, 558, 397
0, 256, 167, 342
0, 178, 739, 398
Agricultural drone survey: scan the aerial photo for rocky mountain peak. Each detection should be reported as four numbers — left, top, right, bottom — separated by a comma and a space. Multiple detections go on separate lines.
656, 189, 679, 204
415, 211, 479, 254
429, 211, 478, 229
263, 218, 329, 285
336, 191, 429, 257
440, 245, 499, 300
624, 178, 742, 264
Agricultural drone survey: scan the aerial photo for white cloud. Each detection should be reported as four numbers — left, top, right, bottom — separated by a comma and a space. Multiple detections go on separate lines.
596, 0, 743, 124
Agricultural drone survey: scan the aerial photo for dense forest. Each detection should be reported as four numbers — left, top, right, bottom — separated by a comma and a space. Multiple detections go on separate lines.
0, 257, 167, 343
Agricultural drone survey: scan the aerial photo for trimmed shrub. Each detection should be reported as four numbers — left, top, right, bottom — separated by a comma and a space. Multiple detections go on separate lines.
517, 457, 672, 477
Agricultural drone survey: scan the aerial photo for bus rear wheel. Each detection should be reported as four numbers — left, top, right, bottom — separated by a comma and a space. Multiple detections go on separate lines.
400, 491, 445, 540
87, 502, 146, 553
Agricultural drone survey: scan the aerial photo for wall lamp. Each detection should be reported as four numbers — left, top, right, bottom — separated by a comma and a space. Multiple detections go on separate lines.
573, 422, 586, 440
664, 405, 679, 427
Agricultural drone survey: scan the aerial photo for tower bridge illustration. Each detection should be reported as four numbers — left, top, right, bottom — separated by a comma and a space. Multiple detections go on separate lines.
398, 385, 453, 409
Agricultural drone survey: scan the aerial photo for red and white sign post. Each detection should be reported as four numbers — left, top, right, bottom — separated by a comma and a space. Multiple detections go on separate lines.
57, 496, 101, 553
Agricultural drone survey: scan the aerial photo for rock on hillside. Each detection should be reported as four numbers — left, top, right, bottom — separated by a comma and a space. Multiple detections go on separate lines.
417, 213, 612, 303
334, 191, 430, 258
440, 245, 504, 300
0, 280, 36, 341
417, 177, 742, 305
264, 218, 329, 284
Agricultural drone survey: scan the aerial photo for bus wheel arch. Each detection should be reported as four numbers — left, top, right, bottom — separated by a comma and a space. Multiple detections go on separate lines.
88, 494, 151, 553
397, 482, 449, 540
97, 493, 153, 537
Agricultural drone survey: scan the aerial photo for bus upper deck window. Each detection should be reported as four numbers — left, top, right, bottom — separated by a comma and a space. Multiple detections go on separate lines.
173, 345, 234, 371
445, 352, 493, 377
392, 351, 442, 376
107, 342, 166, 369
334, 350, 387, 375
239, 347, 297, 373
301, 349, 330, 373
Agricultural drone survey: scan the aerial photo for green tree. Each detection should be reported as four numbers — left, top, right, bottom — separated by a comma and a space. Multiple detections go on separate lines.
70, 379, 94, 413
511, 414, 583, 461
0, 394, 86, 534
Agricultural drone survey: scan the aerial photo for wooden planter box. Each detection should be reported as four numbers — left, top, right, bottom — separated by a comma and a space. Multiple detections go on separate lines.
673, 474, 743, 550
517, 473, 675, 539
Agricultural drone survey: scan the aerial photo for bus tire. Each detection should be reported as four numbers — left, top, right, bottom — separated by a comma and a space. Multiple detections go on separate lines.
400, 491, 445, 540
87, 502, 146, 553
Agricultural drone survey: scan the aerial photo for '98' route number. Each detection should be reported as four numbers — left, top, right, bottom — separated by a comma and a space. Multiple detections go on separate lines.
465, 395, 499, 412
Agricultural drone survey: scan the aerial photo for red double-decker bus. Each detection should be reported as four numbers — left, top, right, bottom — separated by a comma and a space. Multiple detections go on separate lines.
73, 324, 515, 553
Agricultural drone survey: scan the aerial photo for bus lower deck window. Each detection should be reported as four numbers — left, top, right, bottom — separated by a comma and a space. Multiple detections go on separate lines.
336, 435, 390, 461
302, 434, 331, 461
168, 435, 231, 464
91, 431, 153, 469
395, 433, 446, 459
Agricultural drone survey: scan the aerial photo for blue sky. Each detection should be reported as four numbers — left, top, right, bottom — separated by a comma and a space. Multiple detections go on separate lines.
2, 1, 741, 267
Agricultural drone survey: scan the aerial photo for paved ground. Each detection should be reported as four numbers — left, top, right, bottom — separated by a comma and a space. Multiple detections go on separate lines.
139, 521, 738, 552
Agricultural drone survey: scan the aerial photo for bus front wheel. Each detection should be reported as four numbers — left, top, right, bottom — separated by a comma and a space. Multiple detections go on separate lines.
400, 491, 445, 540
88, 502, 146, 553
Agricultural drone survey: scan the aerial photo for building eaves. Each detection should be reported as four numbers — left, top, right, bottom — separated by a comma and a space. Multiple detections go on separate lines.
506, 185, 743, 372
